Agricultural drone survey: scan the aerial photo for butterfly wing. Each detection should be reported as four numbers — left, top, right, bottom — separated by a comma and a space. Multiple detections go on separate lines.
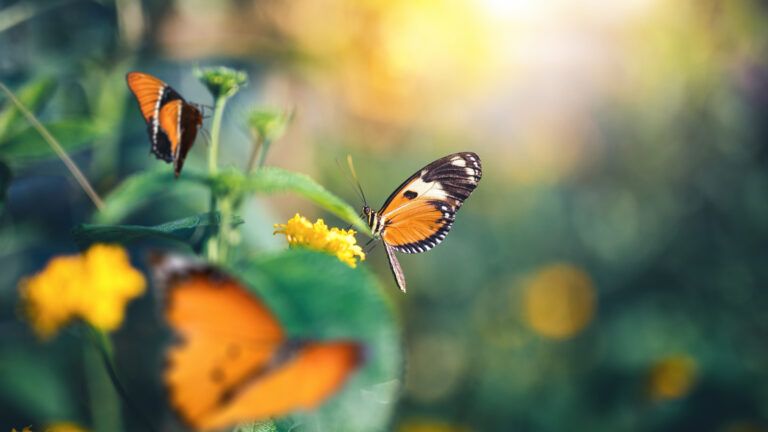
174, 102, 203, 176
152, 255, 285, 429
152, 254, 363, 431
379, 152, 482, 253
198, 342, 362, 430
126, 72, 183, 162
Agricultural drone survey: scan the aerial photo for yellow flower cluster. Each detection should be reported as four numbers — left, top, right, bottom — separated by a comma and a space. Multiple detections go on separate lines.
19, 244, 146, 339
12, 423, 87, 432
274, 214, 366, 268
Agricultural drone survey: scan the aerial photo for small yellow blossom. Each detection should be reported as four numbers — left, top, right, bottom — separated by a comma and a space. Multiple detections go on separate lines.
45, 422, 88, 432
648, 354, 697, 401
274, 214, 366, 268
19, 244, 146, 339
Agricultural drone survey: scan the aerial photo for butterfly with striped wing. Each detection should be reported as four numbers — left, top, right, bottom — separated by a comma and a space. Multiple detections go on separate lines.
126, 72, 203, 177
364, 152, 482, 292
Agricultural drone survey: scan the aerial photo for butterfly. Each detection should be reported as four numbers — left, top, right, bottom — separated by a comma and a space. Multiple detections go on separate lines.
151, 253, 363, 431
362, 152, 482, 293
126, 72, 203, 177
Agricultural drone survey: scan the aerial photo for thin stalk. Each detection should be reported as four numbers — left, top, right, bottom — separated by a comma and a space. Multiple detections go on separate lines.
246, 134, 263, 173
256, 138, 272, 170
206, 94, 229, 262
0, 81, 105, 211
84, 337, 122, 432
88, 327, 158, 432
207, 95, 227, 175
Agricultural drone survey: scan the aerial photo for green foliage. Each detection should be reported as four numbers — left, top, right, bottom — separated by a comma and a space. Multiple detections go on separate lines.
234, 421, 279, 432
0, 76, 56, 141
95, 169, 208, 224
237, 167, 371, 235
0, 346, 75, 421
0, 160, 10, 211
236, 249, 401, 432
0, 119, 105, 165
72, 212, 242, 250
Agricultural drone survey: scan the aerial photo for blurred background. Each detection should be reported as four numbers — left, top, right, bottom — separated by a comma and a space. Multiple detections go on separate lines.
2, 0, 768, 430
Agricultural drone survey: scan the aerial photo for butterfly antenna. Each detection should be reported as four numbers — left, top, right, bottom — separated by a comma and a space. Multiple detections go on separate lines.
199, 127, 211, 148
365, 241, 379, 254
346, 154, 368, 207
336, 157, 366, 207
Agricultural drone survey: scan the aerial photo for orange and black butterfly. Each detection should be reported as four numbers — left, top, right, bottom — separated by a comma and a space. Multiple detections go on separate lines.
362, 152, 482, 292
126, 72, 203, 177
151, 254, 362, 431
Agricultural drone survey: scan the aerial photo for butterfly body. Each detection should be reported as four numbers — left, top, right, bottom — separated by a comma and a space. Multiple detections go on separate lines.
151, 254, 362, 431
126, 72, 203, 176
365, 152, 482, 292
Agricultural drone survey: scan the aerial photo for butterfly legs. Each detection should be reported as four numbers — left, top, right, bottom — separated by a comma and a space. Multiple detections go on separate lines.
383, 243, 407, 293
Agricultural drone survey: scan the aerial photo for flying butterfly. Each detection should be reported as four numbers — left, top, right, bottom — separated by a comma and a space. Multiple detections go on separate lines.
151, 253, 363, 431
358, 152, 482, 293
126, 72, 203, 177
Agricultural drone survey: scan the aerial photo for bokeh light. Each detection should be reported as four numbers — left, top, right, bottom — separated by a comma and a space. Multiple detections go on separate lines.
522, 263, 597, 339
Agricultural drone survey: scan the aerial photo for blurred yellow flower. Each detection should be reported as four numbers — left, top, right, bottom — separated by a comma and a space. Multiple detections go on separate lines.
522, 263, 596, 339
274, 214, 365, 268
19, 244, 146, 339
397, 418, 471, 432
648, 354, 697, 401
46, 423, 88, 432
11, 427, 32, 432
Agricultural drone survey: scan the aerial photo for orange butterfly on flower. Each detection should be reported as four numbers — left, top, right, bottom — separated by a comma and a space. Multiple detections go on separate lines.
151, 253, 363, 431
360, 152, 482, 292
126, 72, 203, 177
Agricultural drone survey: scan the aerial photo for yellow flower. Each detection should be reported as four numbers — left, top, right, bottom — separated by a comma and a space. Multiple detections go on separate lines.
648, 354, 697, 401
45, 422, 88, 432
19, 244, 146, 339
274, 214, 366, 268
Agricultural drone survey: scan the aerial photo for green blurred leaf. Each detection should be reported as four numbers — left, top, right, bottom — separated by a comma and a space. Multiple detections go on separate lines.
238, 167, 370, 235
0, 76, 56, 141
0, 347, 75, 421
0, 160, 11, 211
72, 212, 240, 250
236, 249, 401, 432
234, 421, 279, 432
95, 169, 208, 224
0, 119, 105, 164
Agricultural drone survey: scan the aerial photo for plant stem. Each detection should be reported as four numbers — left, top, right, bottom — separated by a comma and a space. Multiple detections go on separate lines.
0, 81, 105, 211
206, 94, 229, 262
84, 336, 122, 432
207, 95, 227, 176
246, 135, 263, 173
256, 138, 272, 170
88, 327, 158, 432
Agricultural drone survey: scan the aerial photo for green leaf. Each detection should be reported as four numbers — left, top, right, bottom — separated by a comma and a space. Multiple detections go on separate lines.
234, 421, 279, 432
239, 167, 370, 236
0, 119, 105, 164
95, 169, 208, 225
236, 249, 401, 432
0, 76, 56, 141
72, 212, 241, 250
0, 160, 11, 210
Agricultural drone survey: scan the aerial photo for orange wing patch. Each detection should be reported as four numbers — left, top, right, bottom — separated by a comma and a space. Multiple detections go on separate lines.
164, 275, 284, 428
153, 254, 363, 431
126, 72, 166, 122
198, 342, 362, 430
158, 100, 182, 156
381, 200, 449, 251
